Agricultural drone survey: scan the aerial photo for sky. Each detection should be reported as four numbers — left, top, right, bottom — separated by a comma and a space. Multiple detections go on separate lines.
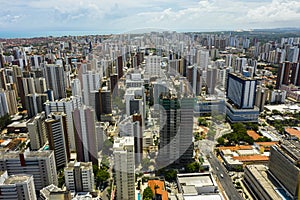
1, 0, 300, 34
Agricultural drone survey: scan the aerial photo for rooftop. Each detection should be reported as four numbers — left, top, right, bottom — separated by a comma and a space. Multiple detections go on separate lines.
177, 173, 215, 188
245, 165, 282, 200
65, 161, 93, 170
233, 155, 269, 162
247, 130, 261, 140
148, 180, 168, 200
3, 175, 31, 185
285, 128, 300, 138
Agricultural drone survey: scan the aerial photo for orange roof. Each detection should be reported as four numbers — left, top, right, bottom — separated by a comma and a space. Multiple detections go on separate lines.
255, 141, 278, 147
285, 128, 300, 138
247, 130, 261, 140
217, 145, 253, 151
232, 155, 269, 162
148, 180, 168, 200
0, 140, 4, 144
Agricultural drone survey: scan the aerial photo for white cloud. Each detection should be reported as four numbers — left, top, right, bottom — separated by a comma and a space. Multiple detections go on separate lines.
247, 0, 300, 24
1, 0, 299, 32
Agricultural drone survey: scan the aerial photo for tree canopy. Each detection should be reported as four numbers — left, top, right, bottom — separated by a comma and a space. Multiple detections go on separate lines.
143, 186, 154, 200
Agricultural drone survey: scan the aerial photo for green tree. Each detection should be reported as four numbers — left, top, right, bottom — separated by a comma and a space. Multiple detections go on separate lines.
217, 137, 225, 145
143, 186, 154, 200
164, 169, 177, 182
186, 162, 200, 173
198, 117, 208, 126
96, 169, 110, 186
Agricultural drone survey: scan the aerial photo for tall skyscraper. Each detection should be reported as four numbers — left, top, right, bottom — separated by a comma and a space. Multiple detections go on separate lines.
96, 86, 112, 122
25, 93, 48, 118
275, 61, 300, 89
158, 93, 194, 166
44, 64, 66, 100
64, 161, 94, 193
145, 55, 162, 76
27, 112, 47, 150
45, 96, 82, 151
45, 112, 70, 169
178, 97, 194, 164
0, 89, 9, 117
113, 137, 135, 200
119, 114, 143, 164
71, 78, 82, 97
0, 150, 58, 191
73, 106, 98, 165
0, 171, 37, 200
226, 73, 259, 122
255, 86, 268, 112
158, 93, 181, 166
0, 88, 18, 116
81, 71, 101, 107
206, 67, 218, 95
226, 73, 257, 109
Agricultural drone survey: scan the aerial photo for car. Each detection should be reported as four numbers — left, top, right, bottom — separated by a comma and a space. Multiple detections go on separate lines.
216, 167, 219, 171
220, 173, 224, 178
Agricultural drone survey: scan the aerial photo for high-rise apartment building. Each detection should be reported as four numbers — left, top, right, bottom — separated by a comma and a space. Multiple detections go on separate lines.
45, 112, 70, 169
0, 88, 18, 116
43, 64, 66, 100
0, 89, 9, 117
119, 114, 143, 164
73, 106, 98, 165
0, 150, 58, 191
96, 86, 112, 122
145, 55, 162, 76
27, 112, 47, 150
276, 62, 300, 89
45, 96, 82, 151
25, 93, 48, 118
113, 137, 135, 200
64, 161, 94, 193
81, 71, 101, 107
0, 171, 37, 200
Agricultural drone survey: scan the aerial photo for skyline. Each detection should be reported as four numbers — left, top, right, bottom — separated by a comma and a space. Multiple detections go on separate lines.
1, 0, 300, 36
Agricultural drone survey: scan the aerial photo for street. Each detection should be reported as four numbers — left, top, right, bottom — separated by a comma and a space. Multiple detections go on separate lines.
209, 154, 243, 200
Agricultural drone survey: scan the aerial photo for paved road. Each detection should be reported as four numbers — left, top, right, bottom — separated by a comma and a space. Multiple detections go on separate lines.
209, 154, 243, 200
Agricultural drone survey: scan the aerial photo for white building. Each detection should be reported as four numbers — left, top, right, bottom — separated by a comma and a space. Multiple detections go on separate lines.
43, 63, 66, 100
113, 137, 135, 200
81, 71, 101, 107
0, 150, 58, 191
0, 171, 37, 200
145, 55, 162, 76
64, 161, 94, 193
125, 87, 146, 120
45, 96, 82, 150
27, 112, 47, 150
